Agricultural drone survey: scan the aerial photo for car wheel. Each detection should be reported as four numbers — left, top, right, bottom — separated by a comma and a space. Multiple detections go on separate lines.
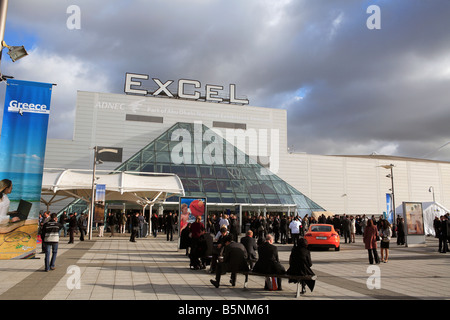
335, 245, 340, 251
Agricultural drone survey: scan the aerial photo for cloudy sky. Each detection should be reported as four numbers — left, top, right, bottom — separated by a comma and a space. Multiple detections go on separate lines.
1, 0, 450, 160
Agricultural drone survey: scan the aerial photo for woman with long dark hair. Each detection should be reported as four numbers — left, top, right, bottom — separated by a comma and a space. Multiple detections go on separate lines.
363, 219, 380, 264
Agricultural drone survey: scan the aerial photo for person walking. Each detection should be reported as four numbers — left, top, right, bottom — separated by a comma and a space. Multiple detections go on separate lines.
363, 219, 380, 264
107, 212, 117, 237
119, 213, 127, 233
397, 217, 405, 245
138, 213, 145, 238
151, 213, 158, 237
97, 218, 105, 237
165, 212, 174, 241
41, 213, 63, 272
289, 216, 301, 247
280, 215, 288, 244
59, 211, 68, 237
78, 213, 87, 241
130, 212, 139, 242
379, 220, 392, 262
342, 215, 351, 243
438, 215, 449, 253
68, 212, 77, 244
350, 215, 356, 243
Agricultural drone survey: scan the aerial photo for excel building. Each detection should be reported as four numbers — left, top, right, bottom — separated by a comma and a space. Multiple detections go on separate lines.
42, 73, 450, 217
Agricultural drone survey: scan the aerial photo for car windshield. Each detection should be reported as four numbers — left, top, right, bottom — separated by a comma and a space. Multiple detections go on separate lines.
311, 225, 332, 232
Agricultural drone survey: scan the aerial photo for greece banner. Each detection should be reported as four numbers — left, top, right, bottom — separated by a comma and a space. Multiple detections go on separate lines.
0, 79, 53, 259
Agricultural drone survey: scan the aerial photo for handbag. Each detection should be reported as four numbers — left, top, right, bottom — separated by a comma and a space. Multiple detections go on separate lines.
265, 277, 278, 291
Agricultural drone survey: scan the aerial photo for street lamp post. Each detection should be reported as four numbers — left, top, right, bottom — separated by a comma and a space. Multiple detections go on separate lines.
88, 146, 100, 240
380, 164, 397, 237
429, 186, 435, 203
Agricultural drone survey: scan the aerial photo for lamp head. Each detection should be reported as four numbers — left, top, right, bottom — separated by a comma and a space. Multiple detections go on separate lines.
2, 41, 28, 62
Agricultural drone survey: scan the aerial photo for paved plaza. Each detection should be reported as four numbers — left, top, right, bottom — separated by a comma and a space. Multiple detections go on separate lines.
0, 233, 448, 301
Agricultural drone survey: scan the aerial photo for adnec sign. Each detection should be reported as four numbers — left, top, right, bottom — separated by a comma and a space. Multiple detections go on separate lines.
124, 73, 249, 105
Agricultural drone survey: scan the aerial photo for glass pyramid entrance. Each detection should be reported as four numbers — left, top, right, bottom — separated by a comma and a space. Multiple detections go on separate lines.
111, 122, 325, 215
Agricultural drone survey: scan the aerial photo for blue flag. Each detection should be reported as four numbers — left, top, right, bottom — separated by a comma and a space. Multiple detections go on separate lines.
0, 79, 53, 259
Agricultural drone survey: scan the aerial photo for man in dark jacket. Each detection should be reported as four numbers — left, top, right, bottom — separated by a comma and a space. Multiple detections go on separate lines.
68, 212, 77, 244
210, 235, 248, 288
130, 212, 140, 242
42, 213, 63, 271
240, 229, 258, 269
107, 212, 117, 237
165, 212, 174, 241
280, 215, 288, 244
252, 234, 285, 290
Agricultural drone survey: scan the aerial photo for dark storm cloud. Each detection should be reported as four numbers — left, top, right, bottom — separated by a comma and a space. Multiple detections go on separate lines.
2, 0, 450, 160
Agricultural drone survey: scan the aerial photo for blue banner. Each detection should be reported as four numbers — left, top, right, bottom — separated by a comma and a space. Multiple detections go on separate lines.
0, 79, 53, 259
386, 193, 393, 225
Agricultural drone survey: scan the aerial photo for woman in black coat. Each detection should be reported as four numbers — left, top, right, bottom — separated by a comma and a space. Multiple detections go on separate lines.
286, 238, 316, 294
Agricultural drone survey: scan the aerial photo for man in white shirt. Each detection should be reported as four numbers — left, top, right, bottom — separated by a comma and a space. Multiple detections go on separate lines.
289, 216, 302, 247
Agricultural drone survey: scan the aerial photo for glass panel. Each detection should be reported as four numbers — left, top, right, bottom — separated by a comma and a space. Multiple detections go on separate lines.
272, 181, 290, 194
199, 166, 215, 178
141, 150, 155, 162
227, 167, 244, 180
235, 193, 251, 204
263, 194, 281, 204
213, 167, 229, 179
141, 164, 154, 172
258, 180, 276, 194
279, 194, 295, 204
170, 165, 186, 176
203, 179, 219, 192
156, 152, 170, 163
181, 179, 202, 192
205, 193, 221, 203
241, 167, 257, 180
126, 162, 140, 171
184, 166, 198, 178
231, 180, 247, 193
156, 140, 169, 152
250, 194, 266, 204
246, 180, 262, 194
220, 194, 236, 203
216, 179, 233, 193
155, 164, 171, 173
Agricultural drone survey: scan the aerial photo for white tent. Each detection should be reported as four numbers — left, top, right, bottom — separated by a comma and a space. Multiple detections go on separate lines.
41, 168, 185, 239
41, 168, 185, 208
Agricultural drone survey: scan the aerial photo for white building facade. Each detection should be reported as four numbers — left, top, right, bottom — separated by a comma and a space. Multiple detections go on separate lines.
43, 85, 450, 216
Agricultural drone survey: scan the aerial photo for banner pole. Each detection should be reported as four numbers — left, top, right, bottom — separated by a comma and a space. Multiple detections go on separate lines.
89, 146, 97, 240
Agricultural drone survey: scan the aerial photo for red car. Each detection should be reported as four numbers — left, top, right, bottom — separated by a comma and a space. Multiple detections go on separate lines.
304, 224, 340, 251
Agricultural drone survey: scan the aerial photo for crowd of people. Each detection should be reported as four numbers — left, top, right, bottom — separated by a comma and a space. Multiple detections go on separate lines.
36, 208, 450, 281
180, 213, 317, 295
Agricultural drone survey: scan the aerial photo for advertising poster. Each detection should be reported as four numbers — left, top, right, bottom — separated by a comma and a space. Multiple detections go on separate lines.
0, 79, 53, 259
179, 197, 206, 235
385, 193, 393, 225
403, 202, 425, 235
94, 184, 106, 223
